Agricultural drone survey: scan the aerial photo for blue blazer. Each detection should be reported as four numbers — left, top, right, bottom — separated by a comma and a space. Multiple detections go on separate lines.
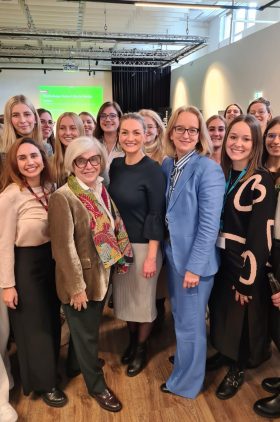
162, 152, 225, 278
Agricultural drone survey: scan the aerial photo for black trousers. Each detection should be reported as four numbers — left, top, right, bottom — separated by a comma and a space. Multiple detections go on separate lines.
9, 243, 61, 395
63, 297, 106, 394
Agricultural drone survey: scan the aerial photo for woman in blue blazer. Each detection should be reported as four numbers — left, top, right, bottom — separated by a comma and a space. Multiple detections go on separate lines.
160, 106, 225, 399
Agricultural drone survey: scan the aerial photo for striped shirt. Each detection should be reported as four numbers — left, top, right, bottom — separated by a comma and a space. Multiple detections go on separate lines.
167, 150, 196, 204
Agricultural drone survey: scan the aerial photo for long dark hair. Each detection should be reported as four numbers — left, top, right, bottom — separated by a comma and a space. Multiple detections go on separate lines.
37, 108, 55, 152
1, 137, 53, 192
223, 103, 243, 118
221, 114, 263, 181
94, 101, 123, 141
262, 116, 280, 167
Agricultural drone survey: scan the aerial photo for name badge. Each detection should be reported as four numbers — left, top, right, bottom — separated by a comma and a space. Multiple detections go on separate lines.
216, 236, 226, 249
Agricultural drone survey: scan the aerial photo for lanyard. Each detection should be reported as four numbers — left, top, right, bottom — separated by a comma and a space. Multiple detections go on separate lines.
25, 183, 49, 211
220, 167, 247, 230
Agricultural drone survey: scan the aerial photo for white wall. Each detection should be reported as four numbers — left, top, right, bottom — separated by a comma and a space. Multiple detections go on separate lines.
0, 69, 112, 113
170, 21, 280, 119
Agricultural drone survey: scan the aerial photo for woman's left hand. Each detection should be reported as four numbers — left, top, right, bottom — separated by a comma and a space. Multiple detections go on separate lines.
233, 287, 252, 305
183, 271, 200, 288
143, 257, 157, 278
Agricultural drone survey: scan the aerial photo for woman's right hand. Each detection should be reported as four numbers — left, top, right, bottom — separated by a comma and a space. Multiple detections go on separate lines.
2, 287, 18, 309
70, 291, 88, 311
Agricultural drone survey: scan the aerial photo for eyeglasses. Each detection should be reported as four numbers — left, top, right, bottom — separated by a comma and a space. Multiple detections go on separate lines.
173, 126, 199, 136
74, 155, 101, 168
249, 110, 267, 116
265, 133, 280, 141
100, 113, 118, 120
40, 119, 54, 126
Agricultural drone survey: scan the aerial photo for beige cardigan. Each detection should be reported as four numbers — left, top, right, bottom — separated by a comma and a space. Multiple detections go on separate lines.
48, 184, 110, 304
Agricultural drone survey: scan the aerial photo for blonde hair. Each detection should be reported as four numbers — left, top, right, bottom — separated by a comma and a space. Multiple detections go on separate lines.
1, 95, 43, 153
165, 106, 212, 158
52, 112, 85, 187
138, 109, 166, 164
206, 114, 226, 128
64, 136, 106, 174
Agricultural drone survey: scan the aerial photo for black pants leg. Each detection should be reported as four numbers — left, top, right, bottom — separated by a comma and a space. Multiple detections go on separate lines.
63, 299, 106, 394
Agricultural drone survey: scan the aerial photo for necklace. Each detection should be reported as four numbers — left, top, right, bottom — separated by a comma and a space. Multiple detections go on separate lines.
25, 182, 49, 211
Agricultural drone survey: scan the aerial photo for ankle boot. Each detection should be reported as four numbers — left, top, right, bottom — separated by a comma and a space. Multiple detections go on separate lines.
216, 365, 244, 400
121, 331, 137, 365
127, 342, 147, 377
254, 393, 280, 418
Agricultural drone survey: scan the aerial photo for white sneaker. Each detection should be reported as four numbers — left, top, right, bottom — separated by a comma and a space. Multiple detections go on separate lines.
0, 403, 18, 422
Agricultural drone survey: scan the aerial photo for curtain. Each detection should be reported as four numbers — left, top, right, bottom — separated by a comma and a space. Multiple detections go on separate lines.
112, 66, 171, 113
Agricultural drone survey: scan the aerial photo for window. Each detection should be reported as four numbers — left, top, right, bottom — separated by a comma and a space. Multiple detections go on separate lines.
219, 3, 257, 43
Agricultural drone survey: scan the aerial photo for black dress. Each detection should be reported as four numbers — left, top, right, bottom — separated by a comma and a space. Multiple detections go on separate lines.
108, 156, 166, 322
210, 169, 276, 367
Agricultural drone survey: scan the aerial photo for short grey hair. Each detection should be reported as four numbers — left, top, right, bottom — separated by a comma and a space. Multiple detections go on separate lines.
64, 136, 107, 174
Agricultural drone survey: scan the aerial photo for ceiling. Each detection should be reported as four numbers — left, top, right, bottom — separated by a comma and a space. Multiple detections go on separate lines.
0, 0, 277, 72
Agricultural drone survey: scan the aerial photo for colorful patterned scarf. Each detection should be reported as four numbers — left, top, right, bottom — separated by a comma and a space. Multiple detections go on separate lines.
68, 175, 133, 273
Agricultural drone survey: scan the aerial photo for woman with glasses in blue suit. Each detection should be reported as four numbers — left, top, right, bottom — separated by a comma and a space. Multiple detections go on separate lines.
160, 105, 225, 398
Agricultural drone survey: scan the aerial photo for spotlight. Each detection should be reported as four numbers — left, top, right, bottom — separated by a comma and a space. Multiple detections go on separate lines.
44, 69, 46, 74
95, 60, 98, 66
175, 59, 179, 63
88, 71, 91, 76
41, 58, 44, 64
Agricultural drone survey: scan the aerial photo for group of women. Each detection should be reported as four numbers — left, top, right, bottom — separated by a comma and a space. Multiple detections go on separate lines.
0, 93, 279, 421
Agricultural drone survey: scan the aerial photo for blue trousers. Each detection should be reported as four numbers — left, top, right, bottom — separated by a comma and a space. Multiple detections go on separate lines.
165, 243, 214, 398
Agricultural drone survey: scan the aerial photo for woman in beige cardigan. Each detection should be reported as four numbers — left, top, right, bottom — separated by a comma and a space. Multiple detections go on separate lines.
48, 136, 132, 413
0, 137, 66, 408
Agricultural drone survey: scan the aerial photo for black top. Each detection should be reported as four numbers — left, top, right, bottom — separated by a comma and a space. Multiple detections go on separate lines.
109, 156, 166, 243
221, 168, 276, 296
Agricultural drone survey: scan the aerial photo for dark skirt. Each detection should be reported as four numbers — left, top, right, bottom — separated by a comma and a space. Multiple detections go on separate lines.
9, 242, 61, 395
209, 249, 271, 367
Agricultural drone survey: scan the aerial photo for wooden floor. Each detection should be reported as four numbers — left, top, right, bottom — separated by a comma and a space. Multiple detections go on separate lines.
10, 303, 280, 422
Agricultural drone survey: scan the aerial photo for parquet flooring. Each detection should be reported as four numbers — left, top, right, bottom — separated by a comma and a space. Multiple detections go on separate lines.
10, 304, 280, 421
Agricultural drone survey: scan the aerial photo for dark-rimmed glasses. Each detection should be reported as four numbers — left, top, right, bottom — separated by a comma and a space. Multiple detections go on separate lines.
265, 133, 280, 141
74, 155, 101, 168
100, 113, 118, 120
173, 126, 199, 136
40, 119, 54, 126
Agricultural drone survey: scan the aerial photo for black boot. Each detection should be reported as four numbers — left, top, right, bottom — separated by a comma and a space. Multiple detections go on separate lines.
121, 331, 137, 365
127, 342, 147, 377
262, 377, 280, 394
254, 393, 280, 418
216, 365, 244, 400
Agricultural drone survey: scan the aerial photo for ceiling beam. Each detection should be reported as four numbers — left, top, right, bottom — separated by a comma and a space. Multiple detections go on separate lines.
258, 0, 280, 10
62, 0, 259, 11
0, 29, 207, 45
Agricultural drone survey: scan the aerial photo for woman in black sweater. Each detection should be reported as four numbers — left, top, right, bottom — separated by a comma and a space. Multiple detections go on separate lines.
109, 113, 166, 377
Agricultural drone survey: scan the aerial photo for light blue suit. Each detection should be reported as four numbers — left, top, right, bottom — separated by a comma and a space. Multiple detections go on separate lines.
162, 152, 225, 398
